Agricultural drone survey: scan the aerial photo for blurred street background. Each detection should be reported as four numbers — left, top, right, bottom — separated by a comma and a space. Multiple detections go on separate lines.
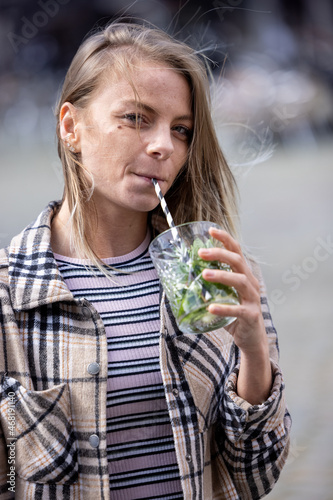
1, 1, 332, 498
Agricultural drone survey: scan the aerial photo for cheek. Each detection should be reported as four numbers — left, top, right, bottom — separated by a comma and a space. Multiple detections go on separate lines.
174, 145, 188, 172
99, 128, 139, 156
81, 130, 119, 162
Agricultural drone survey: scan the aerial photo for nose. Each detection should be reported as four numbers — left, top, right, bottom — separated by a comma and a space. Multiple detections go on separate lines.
146, 125, 174, 160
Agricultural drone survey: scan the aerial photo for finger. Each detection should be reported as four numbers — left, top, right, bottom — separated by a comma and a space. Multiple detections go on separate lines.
202, 269, 259, 302
208, 303, 263, 328
198, 247, 245, 274
199, 246, 259, 290
207, 302, 243, 319
208, 227, 242, 254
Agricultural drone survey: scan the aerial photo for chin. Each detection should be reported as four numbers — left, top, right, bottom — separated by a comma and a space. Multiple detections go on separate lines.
130, 198, 160, 214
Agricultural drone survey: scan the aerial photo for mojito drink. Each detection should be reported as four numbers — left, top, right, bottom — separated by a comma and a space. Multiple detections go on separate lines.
149, 221, 239, 334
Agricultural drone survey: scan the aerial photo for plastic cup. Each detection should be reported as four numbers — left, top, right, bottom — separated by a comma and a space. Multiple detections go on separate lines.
149, 221, 239, 334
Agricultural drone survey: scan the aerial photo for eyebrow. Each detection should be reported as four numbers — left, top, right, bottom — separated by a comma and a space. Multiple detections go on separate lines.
121, 99, 193, 122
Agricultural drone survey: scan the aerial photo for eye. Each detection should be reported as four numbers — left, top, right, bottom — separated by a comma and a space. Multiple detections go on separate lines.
123, 113, 144, 126
173, 125, 192, 141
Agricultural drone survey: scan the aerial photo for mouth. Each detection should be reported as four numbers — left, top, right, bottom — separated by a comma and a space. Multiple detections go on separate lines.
134, 173, 164, 184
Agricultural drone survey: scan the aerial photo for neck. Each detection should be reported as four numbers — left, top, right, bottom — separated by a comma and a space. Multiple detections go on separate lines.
51, 200, 149, 259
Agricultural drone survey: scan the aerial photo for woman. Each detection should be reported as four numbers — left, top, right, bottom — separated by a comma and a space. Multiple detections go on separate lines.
0, 21, 290, 500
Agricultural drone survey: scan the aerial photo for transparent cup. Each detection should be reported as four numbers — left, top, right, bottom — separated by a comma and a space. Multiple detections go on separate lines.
149, 221, 239, 334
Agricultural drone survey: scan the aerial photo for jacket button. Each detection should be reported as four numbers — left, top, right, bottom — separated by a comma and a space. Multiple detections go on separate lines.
172, 388, 179, 397
89, 434, 100, 448
87, 362, 100, 375
185, 454, 192, 463
82, 306, 91, 318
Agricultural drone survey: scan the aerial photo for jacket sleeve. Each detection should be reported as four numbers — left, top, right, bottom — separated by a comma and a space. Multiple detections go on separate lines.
217, 258, 291, 499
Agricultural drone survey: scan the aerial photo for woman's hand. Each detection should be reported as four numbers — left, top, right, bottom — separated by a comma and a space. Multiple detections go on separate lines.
198, 227, 272, 405
198, 227, 265, 352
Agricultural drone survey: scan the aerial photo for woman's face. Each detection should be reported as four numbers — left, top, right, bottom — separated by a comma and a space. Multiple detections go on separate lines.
74, 62, 193, 217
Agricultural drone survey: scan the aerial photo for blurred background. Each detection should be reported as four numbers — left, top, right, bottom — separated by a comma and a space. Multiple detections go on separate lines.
1, 0, 332, 498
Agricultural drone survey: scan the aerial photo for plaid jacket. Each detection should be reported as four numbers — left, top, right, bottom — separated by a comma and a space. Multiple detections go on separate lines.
0, 202, 291, 499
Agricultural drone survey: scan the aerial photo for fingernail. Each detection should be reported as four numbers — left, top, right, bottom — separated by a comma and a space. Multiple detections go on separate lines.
208, 304, 219, 315
198, 248, 210, 256
203, 270, 214, 278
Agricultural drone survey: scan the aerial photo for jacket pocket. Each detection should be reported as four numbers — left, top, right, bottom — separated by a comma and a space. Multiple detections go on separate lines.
0, 376, 78, 485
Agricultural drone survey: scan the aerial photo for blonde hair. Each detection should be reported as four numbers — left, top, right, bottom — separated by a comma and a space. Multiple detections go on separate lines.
55, 20, 239, 269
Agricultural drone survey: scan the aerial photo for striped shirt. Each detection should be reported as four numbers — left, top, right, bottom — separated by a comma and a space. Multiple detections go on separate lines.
54, 231, 183, 500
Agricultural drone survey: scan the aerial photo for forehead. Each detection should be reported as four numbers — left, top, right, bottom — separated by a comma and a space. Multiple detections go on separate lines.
94, 62, 192, 111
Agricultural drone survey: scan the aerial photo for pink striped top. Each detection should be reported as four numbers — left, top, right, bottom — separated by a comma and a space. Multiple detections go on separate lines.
54, 231, 183, 500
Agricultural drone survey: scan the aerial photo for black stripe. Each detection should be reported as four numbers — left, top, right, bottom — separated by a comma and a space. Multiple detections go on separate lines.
39, 305, 49, 390
57, 262, 156, 279
107, 332, 160, 351
56, 249, 152, 270
109, 474, 181, 490
101, 304, 159, 319
108, 364, 160, 378
107, 410, 170, 431
73, 288, 159, 303
69, 278, 159, 295
51, 304, 61, 385
107, 330, 160, 342
107, 437, 176, 461
109, 463, 180, 488
62, 484, 72, 500
35, 483, 44, 500
144, 494, 183, 500
103, 315, 160, 327
0, 299, 9, 374
107, 384, 165, 406
27, 310, 37, 389
49, 484, 57, 500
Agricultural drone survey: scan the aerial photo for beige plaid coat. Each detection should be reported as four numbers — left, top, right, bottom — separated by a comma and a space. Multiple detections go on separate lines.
0, 202, 290, 499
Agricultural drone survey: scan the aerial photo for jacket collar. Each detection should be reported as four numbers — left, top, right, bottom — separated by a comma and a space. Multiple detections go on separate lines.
7, 202, 169, 312
8, 201, 74, 311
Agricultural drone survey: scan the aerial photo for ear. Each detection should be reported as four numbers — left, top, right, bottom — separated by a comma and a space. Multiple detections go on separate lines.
59, 102, 80, 151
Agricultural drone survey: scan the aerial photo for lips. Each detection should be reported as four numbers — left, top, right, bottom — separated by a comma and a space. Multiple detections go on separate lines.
135, 173, 164, 183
